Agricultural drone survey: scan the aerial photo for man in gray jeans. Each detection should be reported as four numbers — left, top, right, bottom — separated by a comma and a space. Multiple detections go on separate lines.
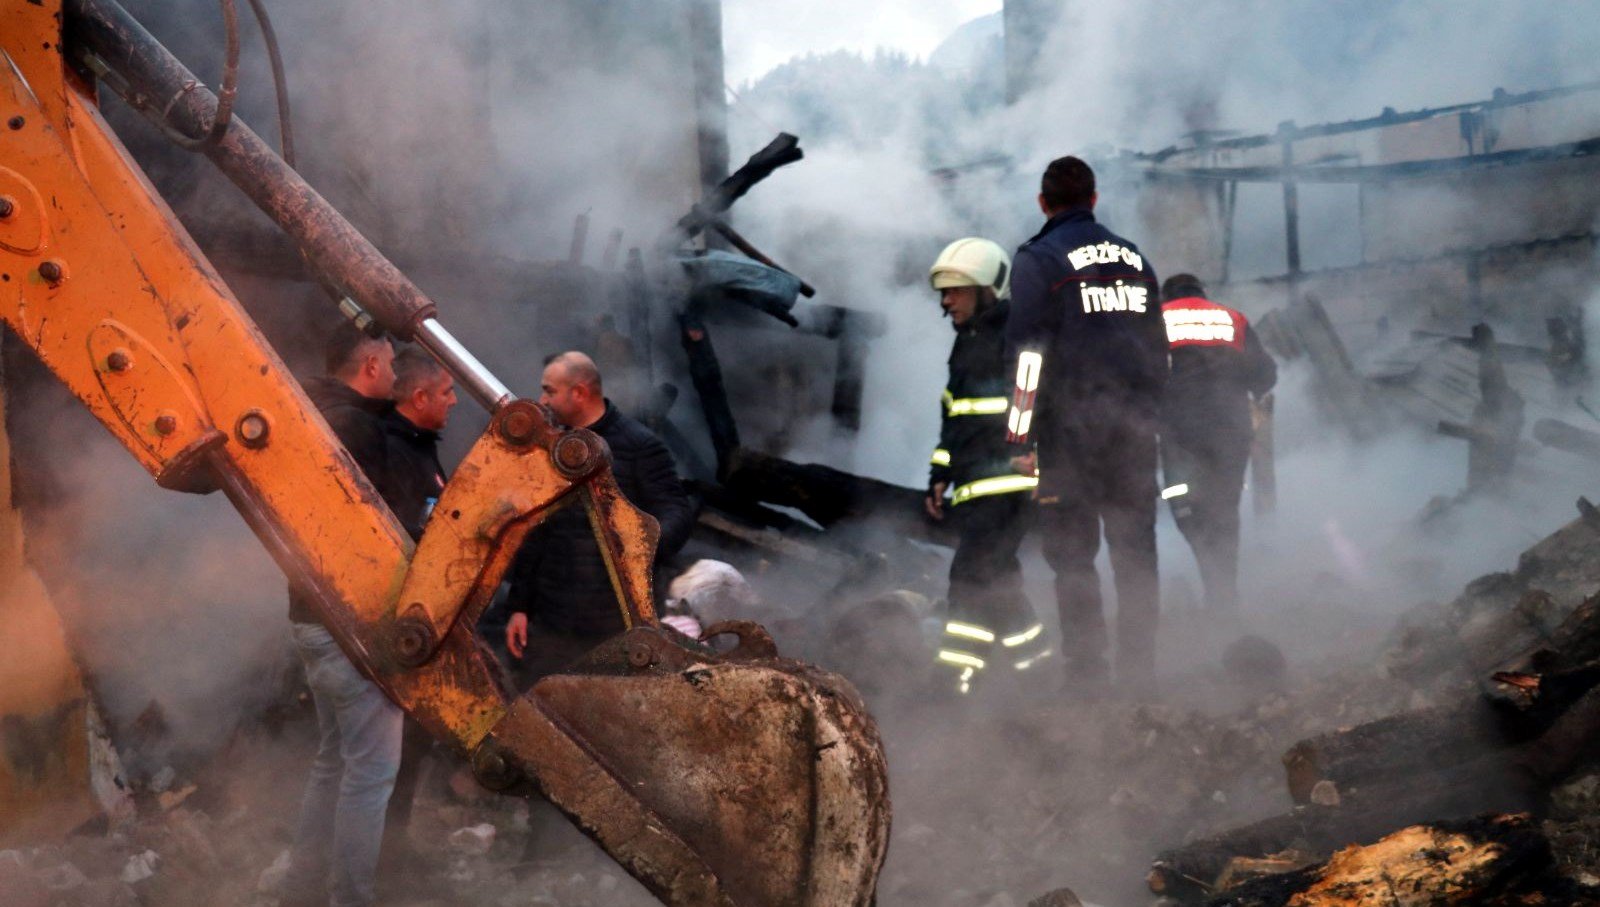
281, 323, 404, 907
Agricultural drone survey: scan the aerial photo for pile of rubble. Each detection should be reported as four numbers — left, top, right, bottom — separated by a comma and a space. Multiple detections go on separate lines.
12, 509, 1600, 906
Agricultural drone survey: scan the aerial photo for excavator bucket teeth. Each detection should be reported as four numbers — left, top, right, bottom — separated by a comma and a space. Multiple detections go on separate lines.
484, 651, 891, 907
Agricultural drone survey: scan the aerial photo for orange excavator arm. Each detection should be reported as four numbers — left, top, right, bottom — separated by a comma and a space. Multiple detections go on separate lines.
0, 0, 890, 903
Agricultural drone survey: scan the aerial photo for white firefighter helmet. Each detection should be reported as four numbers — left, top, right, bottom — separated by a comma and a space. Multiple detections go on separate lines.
929, 237, 1011, 300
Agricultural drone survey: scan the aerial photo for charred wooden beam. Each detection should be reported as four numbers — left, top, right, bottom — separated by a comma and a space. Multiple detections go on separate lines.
670, 133, 802, 248
625, 248, 655, 386
1249, 393, 1275, 516
1142, 134, 1600, 185
696, 511, 857, 573
1281, 699, 1511, 806
721, 447, 957, 547
1287, 588, 1600, 808
678, 315, 741, 476
1462, 324, 1524, 493
1206, 814, 1570, 907
1256, 296, 1377, 440
831, 334, 867, 433
1385, 587, 1564, 692
1149, 757, 1539, 903
568, 211, 590, 265
1533, 418, 1600, 462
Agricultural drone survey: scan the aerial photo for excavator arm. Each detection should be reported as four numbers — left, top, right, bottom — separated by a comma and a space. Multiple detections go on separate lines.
0, 1, 890, 903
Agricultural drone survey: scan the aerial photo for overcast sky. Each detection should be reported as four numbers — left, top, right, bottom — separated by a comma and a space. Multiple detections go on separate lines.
721, 0, 1001, 85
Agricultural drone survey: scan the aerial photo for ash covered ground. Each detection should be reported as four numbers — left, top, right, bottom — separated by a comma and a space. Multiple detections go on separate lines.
13, 504, 1600, 907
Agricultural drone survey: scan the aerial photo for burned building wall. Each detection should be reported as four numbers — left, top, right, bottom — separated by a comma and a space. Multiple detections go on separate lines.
1127, 85, 1600, 365
1132, 176, 1229, 287
1360, 159, 1600, 264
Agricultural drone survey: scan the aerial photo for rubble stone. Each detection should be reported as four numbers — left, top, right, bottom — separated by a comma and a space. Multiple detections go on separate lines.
1027, 887, 1085, 907
76, 878, 140, 907
37, 860, 88, 891
1309, 780, 1342, 807
256, 848, 291, 893
1551, 773, 1600, 820
0, 849, 49, 907
119, 849, 158, 883
448, 822, 497, 855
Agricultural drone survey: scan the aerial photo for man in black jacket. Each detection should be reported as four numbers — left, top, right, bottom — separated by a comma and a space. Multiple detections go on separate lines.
1159, 274, 1276, 613
384, 348, 457, 540
377, 346, 458, 879
503, 351, 694, 678
925, 237, 1048, 696
1005, 156, 1169, 693
283, 323, 404, 907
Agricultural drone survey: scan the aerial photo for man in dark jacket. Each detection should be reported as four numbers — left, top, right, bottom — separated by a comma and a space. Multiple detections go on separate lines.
377, 346, 458, 879
384, 348, 456, 540
503, 351, 694, 678
924, 237, 1048, 696
283, 323, 404, 907
1005, 156, 1169, 693
1159, 274, 1276, 613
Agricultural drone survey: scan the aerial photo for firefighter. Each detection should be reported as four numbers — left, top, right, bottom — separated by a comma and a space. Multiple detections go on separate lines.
925, 238, 1050, 695
1005, 156, 1168, 693
1159, 273, 1276, 612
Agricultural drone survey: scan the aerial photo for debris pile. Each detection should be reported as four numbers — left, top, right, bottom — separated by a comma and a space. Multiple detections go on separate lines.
1140, 506, 1600, 905
13, 496, 1600, 907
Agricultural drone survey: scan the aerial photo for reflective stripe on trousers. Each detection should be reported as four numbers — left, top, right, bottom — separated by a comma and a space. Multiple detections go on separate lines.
951, 474, 1038, 505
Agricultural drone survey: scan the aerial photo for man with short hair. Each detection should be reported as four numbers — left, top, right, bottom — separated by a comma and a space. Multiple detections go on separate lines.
504, 351, 694, 677
1159, 273, 1276, 613
283, 322, 404, 907
1005, 156, 1169, 694
376, 346, 458, 881
384, 347, 457, 539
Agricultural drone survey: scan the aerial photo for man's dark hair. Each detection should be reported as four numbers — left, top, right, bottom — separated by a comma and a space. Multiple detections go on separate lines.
1161, 273, 1207, 301
393, 346, 447, 398
325, 321, 389, 377
1040, 156, 1096, 211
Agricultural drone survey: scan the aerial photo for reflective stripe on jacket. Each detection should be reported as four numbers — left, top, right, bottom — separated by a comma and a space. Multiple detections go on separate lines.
930, 301, 1033, 502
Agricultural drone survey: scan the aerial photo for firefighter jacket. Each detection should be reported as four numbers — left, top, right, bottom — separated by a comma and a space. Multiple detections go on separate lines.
929, 300, 1038, 505
1005, 208, 1168, 436
1161, 295, 1276, 450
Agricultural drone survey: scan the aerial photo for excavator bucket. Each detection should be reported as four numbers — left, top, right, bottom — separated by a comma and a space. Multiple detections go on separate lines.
397, 410, 893, 905
485, 627, 891, 906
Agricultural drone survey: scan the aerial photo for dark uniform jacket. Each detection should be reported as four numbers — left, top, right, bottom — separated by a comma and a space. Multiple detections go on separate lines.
1005, 208, 1168, 430
929, 300, 1031, 504
508, 401, 695, 638
1161, 295, 1276, 452
289, 377, 399, 624
383, 411, 448, 542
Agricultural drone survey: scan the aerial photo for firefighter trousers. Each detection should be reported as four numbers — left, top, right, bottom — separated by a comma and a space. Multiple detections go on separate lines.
1036, 415, 1160, 685
938, 491, 1045, 692
1162, 432, 1250, 612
